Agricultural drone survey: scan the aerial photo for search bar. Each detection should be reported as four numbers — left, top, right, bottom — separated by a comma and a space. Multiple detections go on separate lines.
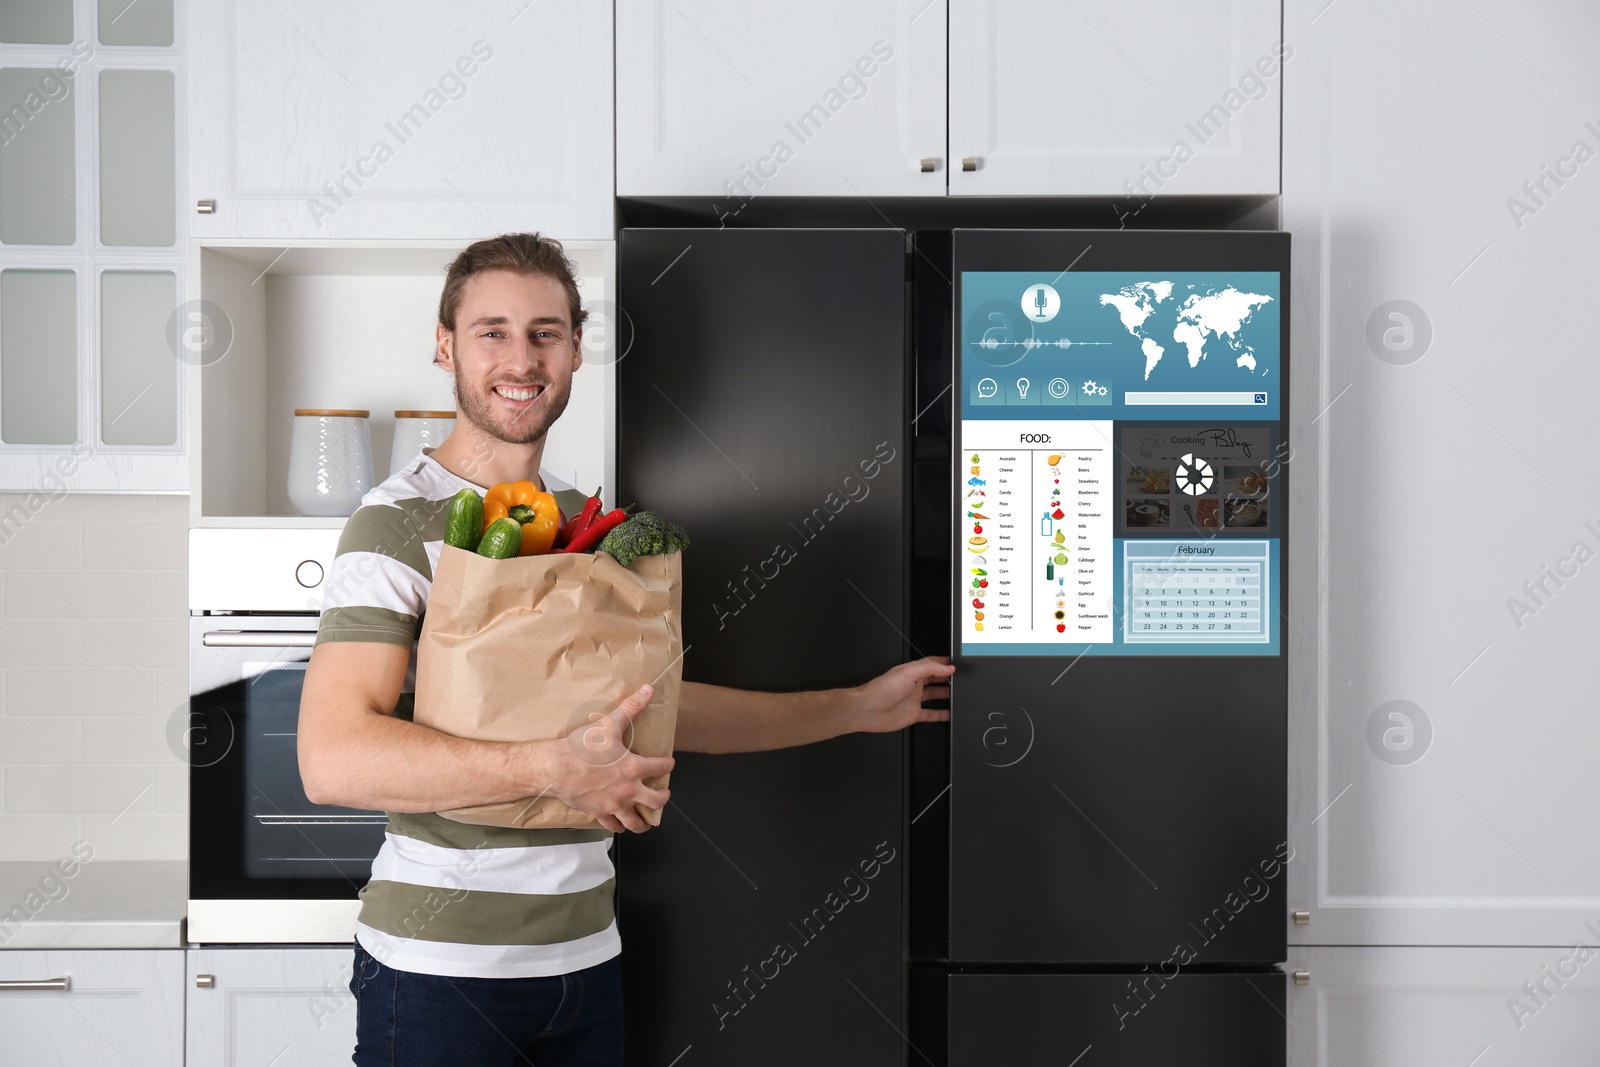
1124, 391, 1268, 406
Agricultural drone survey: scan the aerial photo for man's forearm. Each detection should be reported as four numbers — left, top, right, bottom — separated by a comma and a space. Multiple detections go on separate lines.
673, 681, 860, 754
302, 709, 557, 813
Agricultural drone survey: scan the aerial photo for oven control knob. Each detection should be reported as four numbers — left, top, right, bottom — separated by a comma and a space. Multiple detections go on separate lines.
295, 560, 325, 588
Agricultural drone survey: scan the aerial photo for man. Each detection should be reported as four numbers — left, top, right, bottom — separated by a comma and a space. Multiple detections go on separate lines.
297, 232, 954, 1066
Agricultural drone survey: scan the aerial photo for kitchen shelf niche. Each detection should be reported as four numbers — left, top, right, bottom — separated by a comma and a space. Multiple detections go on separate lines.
187, 239, 615, 528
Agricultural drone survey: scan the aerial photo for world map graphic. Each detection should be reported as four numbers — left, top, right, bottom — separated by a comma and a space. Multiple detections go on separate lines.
1098, 282, 1275, 381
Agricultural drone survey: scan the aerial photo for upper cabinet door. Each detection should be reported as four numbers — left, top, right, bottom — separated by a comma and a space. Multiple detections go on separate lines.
188, 0, 613, 240
948, 0, 1282, 197
0, 2, 187, 492
616, 0, 946, 198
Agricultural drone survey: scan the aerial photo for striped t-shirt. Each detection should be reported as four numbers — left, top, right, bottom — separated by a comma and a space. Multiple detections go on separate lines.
314, 446, 619, 979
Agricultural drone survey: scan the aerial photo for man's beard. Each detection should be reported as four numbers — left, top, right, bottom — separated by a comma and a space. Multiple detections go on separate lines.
455, 368, 571, 445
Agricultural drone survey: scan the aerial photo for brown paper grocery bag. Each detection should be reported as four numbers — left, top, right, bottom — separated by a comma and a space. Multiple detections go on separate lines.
412, 543, 683, 830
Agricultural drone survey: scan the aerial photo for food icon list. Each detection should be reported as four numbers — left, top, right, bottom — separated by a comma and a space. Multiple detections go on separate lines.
961, 422, 1113, 643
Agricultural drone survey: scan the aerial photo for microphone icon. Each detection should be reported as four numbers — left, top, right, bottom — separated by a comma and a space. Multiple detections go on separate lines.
1033, 287, 1048, 319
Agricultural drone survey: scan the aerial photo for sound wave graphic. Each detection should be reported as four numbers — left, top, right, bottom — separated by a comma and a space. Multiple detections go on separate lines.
971, 338, 1113, 349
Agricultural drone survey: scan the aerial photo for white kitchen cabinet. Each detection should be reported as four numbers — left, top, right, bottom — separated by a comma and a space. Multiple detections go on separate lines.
0, 950, 184, 1065
0, 4, 187, 492
188, 0, 613, 240
616, 0, 946, 199
1283, 0, 1600, 945
1289, 947, 1600, 1066
618, 0, 1279, 200
948, 0, 1282, 196
187, 946, 357, 1066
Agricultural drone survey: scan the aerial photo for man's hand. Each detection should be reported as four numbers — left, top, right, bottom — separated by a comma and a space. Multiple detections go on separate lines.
543, 683, 675, 834
841, 656, 954, 734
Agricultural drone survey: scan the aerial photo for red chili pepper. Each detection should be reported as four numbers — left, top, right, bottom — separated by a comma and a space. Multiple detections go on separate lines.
556, 486, 603, 548
561, 508, 628, 554
572, 487, 604, 537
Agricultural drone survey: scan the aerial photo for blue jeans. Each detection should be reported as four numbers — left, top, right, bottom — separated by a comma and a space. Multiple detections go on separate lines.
349, 939, 624, 1066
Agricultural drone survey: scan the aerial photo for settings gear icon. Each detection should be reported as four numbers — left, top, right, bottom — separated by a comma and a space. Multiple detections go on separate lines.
1175, 453, 1214, 496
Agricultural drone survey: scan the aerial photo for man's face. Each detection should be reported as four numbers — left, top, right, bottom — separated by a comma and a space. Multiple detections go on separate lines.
438, 269, 583, 445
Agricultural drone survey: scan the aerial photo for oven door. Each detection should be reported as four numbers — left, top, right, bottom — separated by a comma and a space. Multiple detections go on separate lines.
187, 614, 388, 941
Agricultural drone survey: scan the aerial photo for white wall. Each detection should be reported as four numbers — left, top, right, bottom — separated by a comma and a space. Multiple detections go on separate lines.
0, 493, 187, 861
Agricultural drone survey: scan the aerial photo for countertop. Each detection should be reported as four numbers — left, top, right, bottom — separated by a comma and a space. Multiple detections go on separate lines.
0, 861, 186, 949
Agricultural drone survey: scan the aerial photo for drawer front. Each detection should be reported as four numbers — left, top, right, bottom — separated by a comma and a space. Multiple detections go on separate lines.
0, 950, 184, 1066
951, 972, 1285, 1066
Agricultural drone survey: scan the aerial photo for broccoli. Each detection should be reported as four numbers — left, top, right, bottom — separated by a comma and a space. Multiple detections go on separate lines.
597, 510, 690, 568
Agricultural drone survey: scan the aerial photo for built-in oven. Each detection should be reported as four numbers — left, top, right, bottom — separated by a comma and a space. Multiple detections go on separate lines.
187, 528, 383, 943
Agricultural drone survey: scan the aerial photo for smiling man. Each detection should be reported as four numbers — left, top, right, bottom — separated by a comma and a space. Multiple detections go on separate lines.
296, 232, 953, 1067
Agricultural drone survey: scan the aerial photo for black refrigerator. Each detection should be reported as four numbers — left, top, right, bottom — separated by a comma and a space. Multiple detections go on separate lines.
616, 227, 1288, 1066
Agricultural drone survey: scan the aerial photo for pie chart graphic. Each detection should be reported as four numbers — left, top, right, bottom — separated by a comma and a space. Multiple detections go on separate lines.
1176, 454, 1214, 496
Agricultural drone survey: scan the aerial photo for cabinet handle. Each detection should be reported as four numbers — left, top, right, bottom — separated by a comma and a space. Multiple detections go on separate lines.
1292, 910, 1310, 925
1293, 970, 1310, 986
919, 157, 939, 173
197, 199, 216, 214
961, 157, 980, 172
195, 974, 215, 989
0, 976, 70, 991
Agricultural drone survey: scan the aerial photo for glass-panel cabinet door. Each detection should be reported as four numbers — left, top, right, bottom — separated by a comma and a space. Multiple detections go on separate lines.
0, 4, 185, 491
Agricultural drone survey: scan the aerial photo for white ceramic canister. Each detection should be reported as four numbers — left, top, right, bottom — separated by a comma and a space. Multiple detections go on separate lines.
287, 409, 375, 516
389, 410, 457, 477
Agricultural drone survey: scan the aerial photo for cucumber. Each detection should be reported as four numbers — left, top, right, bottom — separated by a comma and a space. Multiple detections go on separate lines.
476, 517, 522, 559
444, 489, 485, 551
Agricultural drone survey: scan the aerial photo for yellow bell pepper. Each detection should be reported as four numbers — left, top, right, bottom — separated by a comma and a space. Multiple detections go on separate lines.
482, 480, 561, 555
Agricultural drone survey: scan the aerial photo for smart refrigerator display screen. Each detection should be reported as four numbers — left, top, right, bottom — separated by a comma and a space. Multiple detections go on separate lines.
958, 270, 1283, 657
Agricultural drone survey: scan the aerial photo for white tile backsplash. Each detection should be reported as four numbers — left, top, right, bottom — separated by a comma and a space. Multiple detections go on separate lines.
153, 765, 186, 813
5, 570, 155, 618
6, 766, 156, 815
78, 812, 185, 861
80, 717, 184, 766
0, 718, 80, 763
6, 668, 156, 715
0, 493, 187, 861
0, 620, 83, 667
0, 814, 80, 856
82, 522, 187, 570
151, 496, 187, 523
152, 570, 186, 618
13, 493, 153, 522
0, 519, 80, 569
152, 668, 187, 721
81, 619, 187, 668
